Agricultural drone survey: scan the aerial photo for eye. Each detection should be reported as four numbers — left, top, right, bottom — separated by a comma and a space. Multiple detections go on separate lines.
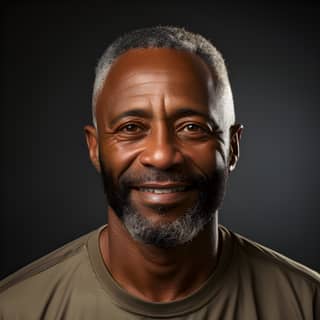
120, 123, 143, 133
177, 122, 212, 140
181, 122, 210, 134
183, 123, 205, 132
116, 122, 148, 140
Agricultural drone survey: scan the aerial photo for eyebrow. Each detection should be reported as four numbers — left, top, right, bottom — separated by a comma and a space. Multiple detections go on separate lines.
109, 109, 152, 126
171, 108, 211, 121
169, 108, 220, 130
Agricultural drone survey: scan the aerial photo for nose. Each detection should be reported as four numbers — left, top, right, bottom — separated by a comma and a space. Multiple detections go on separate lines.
139, 122, 184, 170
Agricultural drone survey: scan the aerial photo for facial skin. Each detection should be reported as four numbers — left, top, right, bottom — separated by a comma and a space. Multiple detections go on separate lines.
85, 47, 243, 301
85, 48, 242, 247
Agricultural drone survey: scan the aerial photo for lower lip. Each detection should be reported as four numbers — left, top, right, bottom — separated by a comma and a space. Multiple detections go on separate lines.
131, 188, 194, 206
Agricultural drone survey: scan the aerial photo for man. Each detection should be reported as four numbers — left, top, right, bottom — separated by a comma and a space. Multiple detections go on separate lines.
0, 26, 319, 319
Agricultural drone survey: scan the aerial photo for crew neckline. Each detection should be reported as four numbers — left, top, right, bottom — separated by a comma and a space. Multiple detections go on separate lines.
87, 224, 235, 318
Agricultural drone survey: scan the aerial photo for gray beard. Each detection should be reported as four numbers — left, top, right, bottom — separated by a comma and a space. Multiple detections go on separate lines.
99, 157, 227, 249
121, 200, 216, 248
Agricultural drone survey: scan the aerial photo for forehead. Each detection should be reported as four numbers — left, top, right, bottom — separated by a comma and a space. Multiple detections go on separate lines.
105, 47, 213, 85
96, 48, 215, 112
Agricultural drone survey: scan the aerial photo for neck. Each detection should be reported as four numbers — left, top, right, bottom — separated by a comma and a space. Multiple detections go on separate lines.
99, 209, 220, 302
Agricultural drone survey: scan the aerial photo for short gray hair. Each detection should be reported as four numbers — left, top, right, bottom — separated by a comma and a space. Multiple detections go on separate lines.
92, 26, 234, 127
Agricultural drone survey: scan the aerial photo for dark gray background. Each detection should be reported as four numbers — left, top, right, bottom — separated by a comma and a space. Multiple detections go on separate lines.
1, 2, 320, 279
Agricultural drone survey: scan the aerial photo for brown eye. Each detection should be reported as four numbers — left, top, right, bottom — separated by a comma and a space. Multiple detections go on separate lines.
121, 123, 142, 133
181, 123, 209, 134
177, 122, 212, 140
183, 123, 203, 132
116, 122, 148, 140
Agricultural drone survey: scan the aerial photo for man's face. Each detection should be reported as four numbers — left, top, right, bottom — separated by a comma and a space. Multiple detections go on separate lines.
87, 48, 234, 247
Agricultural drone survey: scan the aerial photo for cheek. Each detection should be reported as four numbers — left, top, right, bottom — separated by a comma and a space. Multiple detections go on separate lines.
181, 140, 225, 174
98, 139, 143, 179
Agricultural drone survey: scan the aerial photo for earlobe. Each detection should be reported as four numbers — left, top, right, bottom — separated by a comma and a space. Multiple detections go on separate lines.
84, 125, 101, 173
228, 124, 244, 172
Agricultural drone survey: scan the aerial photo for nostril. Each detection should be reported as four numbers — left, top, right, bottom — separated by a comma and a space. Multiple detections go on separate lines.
139, 144, 184, 170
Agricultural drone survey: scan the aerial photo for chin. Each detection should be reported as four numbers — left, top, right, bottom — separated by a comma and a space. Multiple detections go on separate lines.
121, 199, 215, 248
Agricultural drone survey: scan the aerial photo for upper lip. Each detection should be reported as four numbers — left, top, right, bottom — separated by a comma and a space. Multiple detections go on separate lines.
134, 182, 190, 189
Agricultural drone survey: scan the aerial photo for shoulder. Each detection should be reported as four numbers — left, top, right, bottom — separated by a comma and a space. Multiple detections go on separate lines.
0, 229, 95, 292
220, 225, 320, 289
217, 226, 320, 318
220, 226, 320, 317
0, 227, 102, 317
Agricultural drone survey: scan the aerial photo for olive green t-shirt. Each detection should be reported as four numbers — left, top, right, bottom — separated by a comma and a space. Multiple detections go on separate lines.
0, 225, 319, 319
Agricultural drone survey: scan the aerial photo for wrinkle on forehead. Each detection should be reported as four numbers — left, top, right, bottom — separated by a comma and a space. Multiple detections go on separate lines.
95, 48, 232, 132
105, 65, 213, 95
100, 71, 214, 118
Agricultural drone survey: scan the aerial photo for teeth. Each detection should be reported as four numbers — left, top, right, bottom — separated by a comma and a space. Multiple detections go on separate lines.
139, 187, 186, 194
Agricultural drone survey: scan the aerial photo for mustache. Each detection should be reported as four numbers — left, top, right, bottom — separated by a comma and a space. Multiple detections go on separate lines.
119, 168, 208, 188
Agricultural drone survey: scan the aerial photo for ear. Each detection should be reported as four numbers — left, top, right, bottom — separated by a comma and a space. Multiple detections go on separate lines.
228, 124, 244, 172
84, 125, 101, 173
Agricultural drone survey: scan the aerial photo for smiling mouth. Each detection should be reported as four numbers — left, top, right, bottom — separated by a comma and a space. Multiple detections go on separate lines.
131, 183, 196, 210
137, 186, 189, 194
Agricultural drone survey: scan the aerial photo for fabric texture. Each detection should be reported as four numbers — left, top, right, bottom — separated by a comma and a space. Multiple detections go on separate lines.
0, 225, 319, 319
